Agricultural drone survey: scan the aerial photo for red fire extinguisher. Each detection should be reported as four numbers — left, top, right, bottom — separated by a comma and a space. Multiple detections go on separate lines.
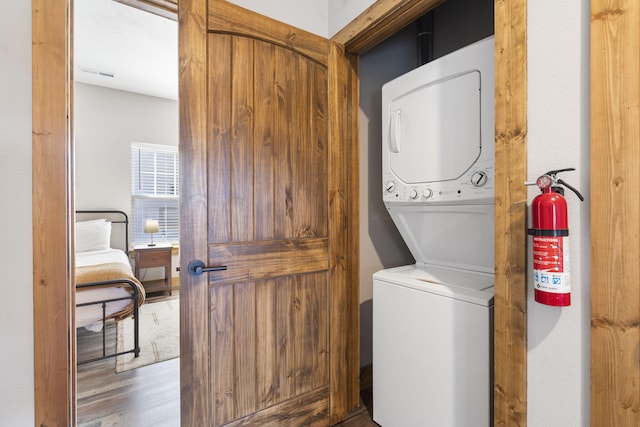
528, 168, 584, 307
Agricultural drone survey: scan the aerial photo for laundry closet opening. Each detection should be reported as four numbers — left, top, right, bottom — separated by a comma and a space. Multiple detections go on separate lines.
360, 0, 495, 423
358, 0, 495, 369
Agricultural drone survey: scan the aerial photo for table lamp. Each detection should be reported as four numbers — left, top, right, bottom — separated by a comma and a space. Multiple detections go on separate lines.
144, 219, 159, 246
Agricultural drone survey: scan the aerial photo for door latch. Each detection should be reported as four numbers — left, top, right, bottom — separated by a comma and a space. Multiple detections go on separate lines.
187, 260, 227, 276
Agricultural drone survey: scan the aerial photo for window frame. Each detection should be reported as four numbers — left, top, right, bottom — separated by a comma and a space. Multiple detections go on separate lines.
130, 142, 180, 244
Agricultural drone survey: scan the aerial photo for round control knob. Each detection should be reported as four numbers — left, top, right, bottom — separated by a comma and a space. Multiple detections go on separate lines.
471, 171, 488, 187
409, 189, 418, 199
422, 188, 433, 199
385, 181, 396, 193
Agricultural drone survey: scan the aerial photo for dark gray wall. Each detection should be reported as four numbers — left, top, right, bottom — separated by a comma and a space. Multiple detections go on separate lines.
428, 0, 494, 62
358, 24, 418, 366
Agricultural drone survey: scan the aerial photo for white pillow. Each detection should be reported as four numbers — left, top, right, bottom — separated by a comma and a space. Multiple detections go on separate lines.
75, 219, 112, 252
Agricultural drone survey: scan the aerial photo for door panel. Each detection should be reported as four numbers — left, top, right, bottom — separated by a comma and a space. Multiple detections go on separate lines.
211, 273, 329, 425
208, 35, 328, 243
208, 35, 328, 244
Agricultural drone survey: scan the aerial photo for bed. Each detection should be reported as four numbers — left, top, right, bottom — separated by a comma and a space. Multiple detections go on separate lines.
75, 210, 146, 365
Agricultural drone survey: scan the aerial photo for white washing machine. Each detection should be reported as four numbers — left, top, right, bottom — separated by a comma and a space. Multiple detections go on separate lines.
373, 36, 495, 427
374, 265, 494, 427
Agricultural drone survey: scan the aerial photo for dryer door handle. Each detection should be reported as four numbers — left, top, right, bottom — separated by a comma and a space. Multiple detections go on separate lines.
389, 109, 402, 153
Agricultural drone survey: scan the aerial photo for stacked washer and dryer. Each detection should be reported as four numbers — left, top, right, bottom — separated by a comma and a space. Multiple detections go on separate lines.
373, 36, 495, 427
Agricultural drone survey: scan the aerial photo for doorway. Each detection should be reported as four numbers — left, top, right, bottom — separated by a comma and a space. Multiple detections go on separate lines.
73, 0, 180, 423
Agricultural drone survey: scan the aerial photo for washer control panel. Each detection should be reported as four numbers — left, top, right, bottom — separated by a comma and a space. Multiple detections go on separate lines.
383, 159, 494, 203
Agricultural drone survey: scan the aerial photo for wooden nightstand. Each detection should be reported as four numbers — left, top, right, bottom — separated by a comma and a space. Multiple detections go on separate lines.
133, 244, 172, 295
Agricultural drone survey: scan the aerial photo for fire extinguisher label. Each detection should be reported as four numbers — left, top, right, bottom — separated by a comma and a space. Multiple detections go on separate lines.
532, 236, 571, 294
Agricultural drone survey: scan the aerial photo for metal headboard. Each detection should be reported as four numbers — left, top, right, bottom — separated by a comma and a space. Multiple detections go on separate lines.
76, 210, 129, 255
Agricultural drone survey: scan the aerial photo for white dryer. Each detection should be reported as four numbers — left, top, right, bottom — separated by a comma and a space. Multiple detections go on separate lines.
373, 36, 495, 427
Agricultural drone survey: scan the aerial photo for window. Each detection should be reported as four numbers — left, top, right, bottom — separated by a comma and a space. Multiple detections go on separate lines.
131, 142, 179, 243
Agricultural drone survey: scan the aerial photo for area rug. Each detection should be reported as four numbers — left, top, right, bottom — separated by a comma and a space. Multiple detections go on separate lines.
116, 298, 179, 372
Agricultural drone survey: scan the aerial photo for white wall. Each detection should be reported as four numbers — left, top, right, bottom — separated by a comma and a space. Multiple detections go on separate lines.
227, 0, 377, 38
527, 0, 590, 425
74, 83, 178, 218
229, 0, 329, 37
328, 0, 375, 36
75, 82, 179, 274
0, 1, 34, 425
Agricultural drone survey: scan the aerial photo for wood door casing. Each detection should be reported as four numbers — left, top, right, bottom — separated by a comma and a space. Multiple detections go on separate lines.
206, 32, 331, 425
32, 0, 75, 424
492, 0, 528, 424
590, 0, 640, 424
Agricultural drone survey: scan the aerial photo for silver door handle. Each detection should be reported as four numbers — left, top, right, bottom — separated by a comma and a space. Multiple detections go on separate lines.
188, 259, 227, 276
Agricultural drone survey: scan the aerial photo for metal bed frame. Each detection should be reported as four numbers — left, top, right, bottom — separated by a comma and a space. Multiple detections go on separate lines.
75, 210, 141, 365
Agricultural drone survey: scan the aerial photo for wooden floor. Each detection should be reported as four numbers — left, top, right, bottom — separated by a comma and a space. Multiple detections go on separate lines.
77, 292, 377, 427
77, 291, 180, 427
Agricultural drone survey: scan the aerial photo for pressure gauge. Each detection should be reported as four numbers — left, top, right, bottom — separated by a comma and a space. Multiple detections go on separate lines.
536, 174, 553, 190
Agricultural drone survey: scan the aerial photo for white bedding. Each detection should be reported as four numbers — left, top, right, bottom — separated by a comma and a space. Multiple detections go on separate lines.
76, 249, 136, 332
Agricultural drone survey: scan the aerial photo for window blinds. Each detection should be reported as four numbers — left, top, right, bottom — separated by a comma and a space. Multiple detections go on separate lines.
131, 142, 179, 243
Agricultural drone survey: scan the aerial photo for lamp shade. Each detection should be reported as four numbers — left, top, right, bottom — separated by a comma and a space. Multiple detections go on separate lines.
144, 219, 160, 234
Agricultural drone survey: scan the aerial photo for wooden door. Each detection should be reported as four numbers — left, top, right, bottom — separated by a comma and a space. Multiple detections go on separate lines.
179, 1, 357, 426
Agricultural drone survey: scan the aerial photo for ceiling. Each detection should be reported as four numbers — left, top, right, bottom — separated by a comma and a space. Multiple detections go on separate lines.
74, 0, 178, 100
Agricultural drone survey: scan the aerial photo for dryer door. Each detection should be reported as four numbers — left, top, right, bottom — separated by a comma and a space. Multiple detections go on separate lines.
387, 70, 481, 184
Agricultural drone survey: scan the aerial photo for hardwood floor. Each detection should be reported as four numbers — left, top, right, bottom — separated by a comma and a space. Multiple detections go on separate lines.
76, 291, 377, 426
76, 292, 180, 427
77, 355, 180, 426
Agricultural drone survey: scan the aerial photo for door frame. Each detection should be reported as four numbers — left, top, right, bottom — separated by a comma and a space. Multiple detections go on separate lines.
589, 0, 640, 424
32, 0, 529, 425
332, 1, 528, 424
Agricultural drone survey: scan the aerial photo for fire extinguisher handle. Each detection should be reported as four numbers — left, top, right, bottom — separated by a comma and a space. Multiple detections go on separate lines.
545, 167, 576, 176
556, 178, 584, 201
